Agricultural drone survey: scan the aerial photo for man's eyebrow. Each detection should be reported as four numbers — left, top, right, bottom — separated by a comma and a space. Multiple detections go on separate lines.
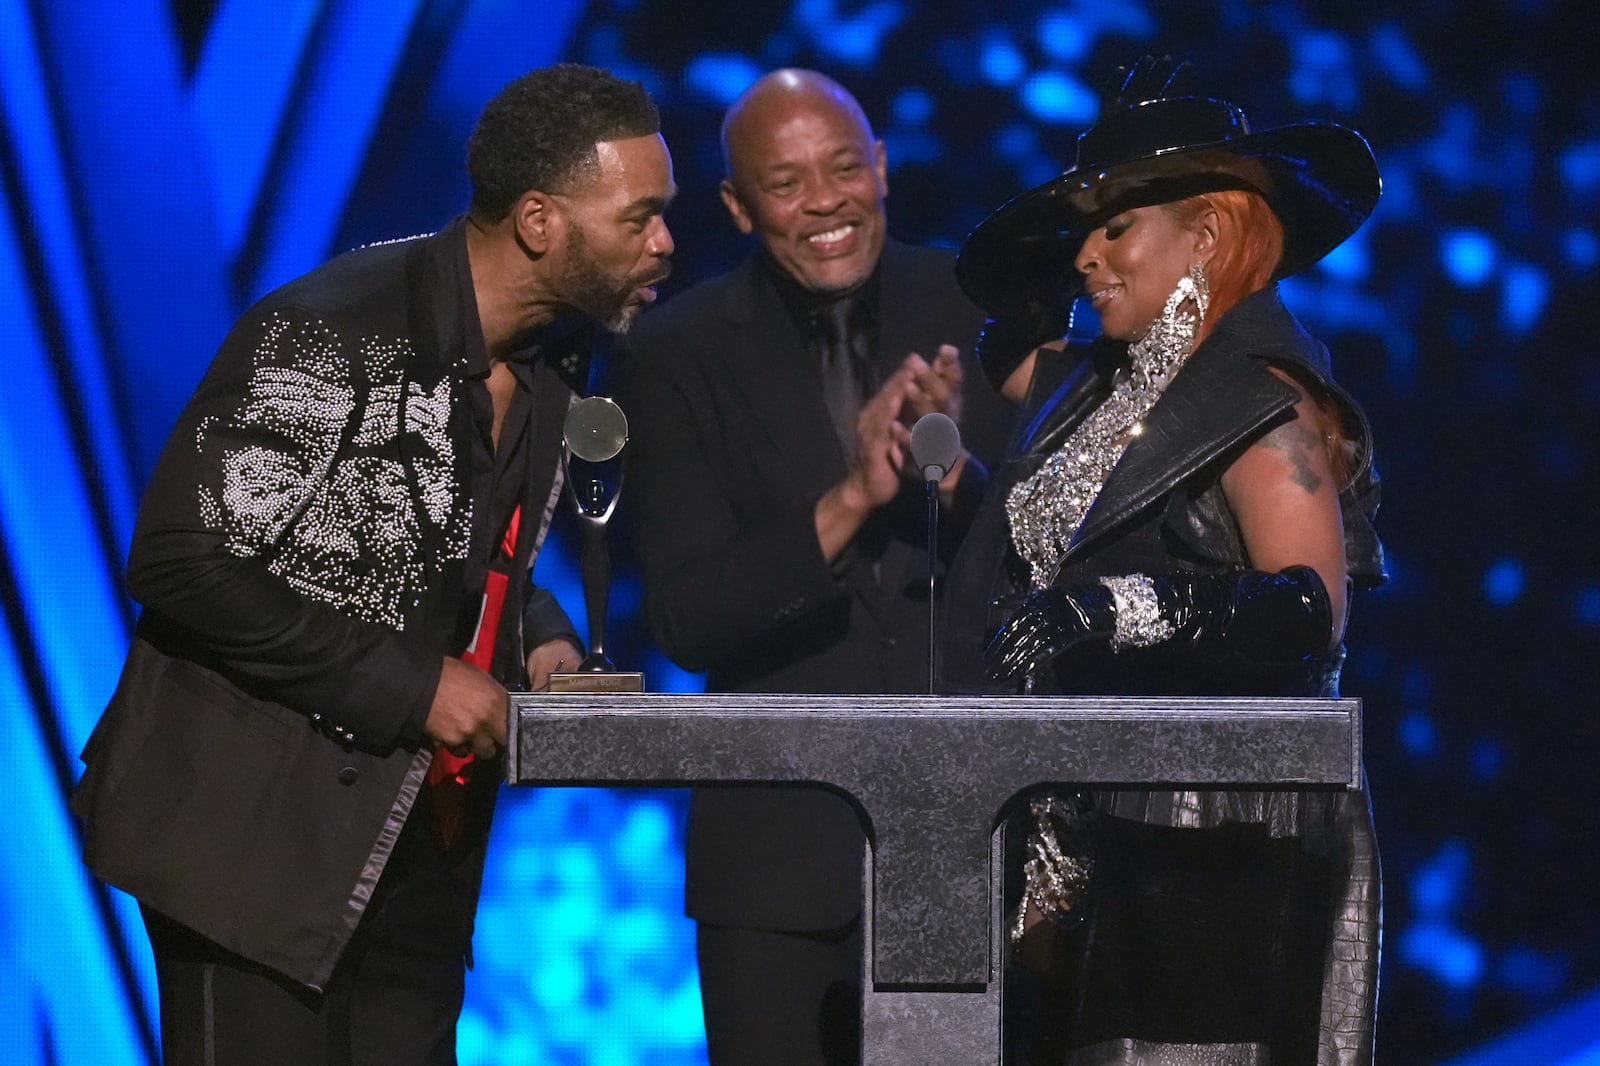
624, 191, 675, 214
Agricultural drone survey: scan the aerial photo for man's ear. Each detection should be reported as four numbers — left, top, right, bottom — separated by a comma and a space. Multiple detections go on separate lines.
513, 191, 559, 254
719, 180, 754, 235
873, 139, 889, 197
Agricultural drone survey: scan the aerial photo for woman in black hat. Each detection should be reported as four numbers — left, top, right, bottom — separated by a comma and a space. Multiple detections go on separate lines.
941, 59, 1384, 1064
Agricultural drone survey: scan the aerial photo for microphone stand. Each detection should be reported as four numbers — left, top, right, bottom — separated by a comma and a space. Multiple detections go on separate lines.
910, 411, 961, 698
924, 475, 940, 696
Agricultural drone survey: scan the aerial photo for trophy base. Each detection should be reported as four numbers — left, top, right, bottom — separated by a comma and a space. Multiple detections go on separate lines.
548, 671, 645, 693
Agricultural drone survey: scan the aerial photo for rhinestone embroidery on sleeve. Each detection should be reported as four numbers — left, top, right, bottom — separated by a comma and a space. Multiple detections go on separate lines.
196, 310, 467, 629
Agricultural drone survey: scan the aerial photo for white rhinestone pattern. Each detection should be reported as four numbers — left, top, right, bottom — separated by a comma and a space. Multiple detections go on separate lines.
1005, 266, 1209, 588
1011, 792, 1094, 944
195, 310, 467, 629
1099, 573, 1175, 650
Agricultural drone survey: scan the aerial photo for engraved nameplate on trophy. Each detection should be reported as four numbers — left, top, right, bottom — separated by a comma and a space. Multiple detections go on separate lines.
549, 396, 644, 693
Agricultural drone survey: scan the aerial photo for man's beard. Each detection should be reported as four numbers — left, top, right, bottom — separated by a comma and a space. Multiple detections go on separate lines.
564, 225, 648, 334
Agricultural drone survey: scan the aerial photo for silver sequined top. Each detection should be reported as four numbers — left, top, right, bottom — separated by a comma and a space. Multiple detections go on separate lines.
1005, 269, 1208, 588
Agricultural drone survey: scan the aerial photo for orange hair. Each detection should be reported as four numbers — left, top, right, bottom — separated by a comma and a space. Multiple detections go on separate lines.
1162, 188, 1284, 331
1164, 189, 1359, 487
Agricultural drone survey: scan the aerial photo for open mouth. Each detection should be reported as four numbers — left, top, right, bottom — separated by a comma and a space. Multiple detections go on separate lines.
635, 267, 672, 299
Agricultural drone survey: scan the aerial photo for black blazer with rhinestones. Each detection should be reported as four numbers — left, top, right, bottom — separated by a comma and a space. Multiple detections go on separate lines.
71, 218, 580, 990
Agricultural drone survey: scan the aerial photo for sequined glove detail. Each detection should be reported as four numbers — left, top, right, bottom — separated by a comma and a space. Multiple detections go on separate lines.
1099, 573, 1175, 650
984, 565, 1334, 681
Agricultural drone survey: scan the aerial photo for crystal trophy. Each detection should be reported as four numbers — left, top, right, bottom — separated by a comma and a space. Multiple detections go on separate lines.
548, 396, 644, 692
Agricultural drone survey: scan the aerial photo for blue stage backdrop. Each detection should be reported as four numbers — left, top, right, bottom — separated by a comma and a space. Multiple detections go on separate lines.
2, 0, 1598, 1063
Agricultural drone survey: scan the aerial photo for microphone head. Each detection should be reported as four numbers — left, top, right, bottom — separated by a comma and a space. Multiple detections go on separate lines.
563, 397, 629, 462
909, 412, 962, 481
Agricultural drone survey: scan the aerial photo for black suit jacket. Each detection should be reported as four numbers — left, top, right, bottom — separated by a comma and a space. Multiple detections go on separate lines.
620, 241, 1010, 930
71, 219, 580, 990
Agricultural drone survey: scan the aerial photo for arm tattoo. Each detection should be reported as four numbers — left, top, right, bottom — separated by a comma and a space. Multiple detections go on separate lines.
1257, 419, 1325, 494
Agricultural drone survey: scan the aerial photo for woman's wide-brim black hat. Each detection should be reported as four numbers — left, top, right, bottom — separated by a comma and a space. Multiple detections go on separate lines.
956, 93, 1381, 314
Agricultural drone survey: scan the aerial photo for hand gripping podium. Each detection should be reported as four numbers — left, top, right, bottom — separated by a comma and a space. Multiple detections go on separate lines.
508, 693, 1362, 1064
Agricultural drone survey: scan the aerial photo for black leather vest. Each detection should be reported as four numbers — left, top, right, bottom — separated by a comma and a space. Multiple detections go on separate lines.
940, 285, 1384, 698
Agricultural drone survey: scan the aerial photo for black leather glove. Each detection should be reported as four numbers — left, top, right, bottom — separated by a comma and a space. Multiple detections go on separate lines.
976, 298, 1073, 394
984, 565, 1333, 682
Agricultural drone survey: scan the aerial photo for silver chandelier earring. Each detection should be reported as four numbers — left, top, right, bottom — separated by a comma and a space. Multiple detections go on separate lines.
1185, 261, 1211, 322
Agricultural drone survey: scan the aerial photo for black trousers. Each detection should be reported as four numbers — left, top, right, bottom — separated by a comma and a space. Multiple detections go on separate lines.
142, 907, 465, 1066
696, 920, 863, 1066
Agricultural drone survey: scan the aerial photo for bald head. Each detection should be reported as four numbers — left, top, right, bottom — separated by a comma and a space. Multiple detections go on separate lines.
717, 69, 889, 295
721, 69, 874, 178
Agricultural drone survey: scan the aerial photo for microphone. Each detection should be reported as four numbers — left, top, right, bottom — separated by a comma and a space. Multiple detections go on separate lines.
910, 411, 961, 482
908, 412, 963, 695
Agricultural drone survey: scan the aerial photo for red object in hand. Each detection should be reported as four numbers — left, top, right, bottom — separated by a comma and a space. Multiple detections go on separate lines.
425, 505, 521, 847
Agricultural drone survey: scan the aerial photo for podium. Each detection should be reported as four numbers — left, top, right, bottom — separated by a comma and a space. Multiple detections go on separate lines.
507, 693, 1362, 1064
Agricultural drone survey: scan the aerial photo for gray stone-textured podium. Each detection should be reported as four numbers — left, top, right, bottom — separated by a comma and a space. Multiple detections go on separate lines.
508, 693, 1361, 1064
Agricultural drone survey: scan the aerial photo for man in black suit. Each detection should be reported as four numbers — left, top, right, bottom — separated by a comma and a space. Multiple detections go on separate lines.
71, 65, 675, 1066
620, 69, 1009, 1065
